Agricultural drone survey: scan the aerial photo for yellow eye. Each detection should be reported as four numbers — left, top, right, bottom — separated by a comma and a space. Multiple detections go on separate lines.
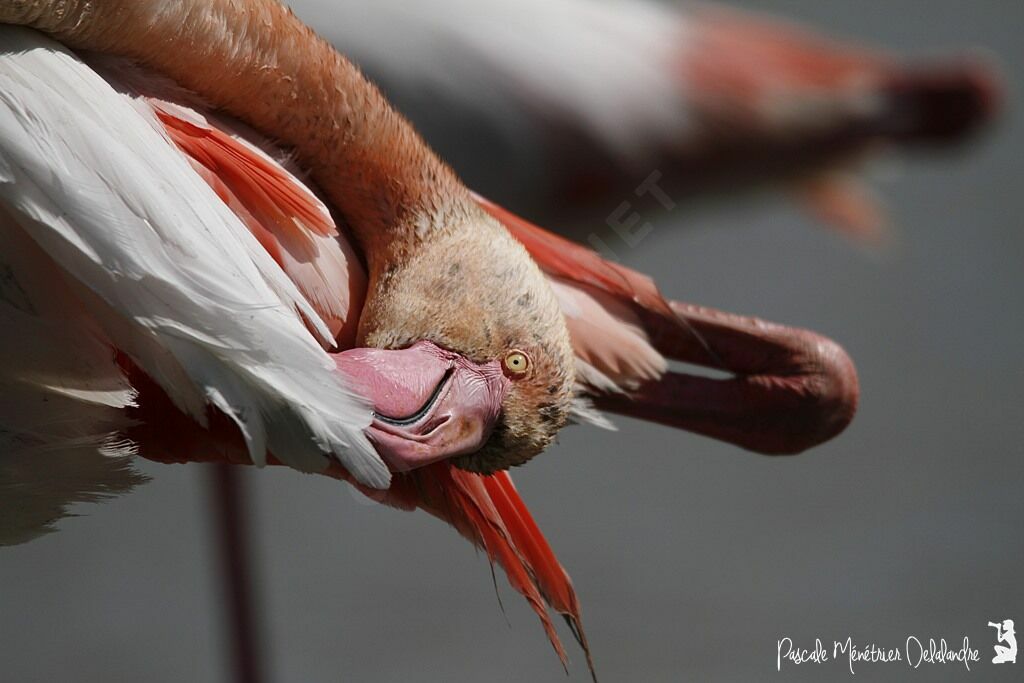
503, 350, 530, 376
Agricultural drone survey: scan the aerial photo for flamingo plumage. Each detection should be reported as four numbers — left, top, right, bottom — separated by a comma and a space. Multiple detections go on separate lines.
302, 0, 999, 243
0, 0, 861, 676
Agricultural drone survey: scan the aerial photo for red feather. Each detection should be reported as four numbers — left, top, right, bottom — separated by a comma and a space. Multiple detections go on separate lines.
154, 107, 336, 238
344, 465, 596, 679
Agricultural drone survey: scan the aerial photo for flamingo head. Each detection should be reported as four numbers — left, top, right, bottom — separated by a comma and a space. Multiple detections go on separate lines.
336, 213, 575, 474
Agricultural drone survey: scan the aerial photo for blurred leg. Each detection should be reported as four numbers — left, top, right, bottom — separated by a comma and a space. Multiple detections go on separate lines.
209, 465, 266, 683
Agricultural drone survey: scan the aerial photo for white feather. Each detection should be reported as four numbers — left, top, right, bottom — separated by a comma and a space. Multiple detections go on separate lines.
0, 27, 389, 488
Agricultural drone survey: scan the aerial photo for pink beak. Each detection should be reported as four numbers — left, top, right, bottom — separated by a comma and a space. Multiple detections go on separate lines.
333, 341, 510, 472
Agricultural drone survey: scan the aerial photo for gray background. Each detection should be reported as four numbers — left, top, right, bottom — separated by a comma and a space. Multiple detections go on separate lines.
1, 1, 1021, 681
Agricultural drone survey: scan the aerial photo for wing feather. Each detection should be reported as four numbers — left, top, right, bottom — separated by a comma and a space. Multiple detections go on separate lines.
147, 100, 367, 346
0, 27, 388, 487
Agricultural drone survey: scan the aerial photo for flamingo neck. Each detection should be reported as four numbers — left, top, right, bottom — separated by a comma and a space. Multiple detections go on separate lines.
1, 0, 469, 267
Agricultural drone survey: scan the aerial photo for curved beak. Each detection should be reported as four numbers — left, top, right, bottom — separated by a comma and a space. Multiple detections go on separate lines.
333, 341, 510, 472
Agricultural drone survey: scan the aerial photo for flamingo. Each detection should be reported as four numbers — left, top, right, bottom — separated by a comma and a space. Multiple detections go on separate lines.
0, 0, 857, 676
301, 0, 1000, 242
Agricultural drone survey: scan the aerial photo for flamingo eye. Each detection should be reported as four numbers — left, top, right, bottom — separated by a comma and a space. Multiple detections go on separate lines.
502, 350, 530, 377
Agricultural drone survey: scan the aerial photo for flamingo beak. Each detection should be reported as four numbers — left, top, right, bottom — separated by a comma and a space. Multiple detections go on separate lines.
333, 341, 510, 472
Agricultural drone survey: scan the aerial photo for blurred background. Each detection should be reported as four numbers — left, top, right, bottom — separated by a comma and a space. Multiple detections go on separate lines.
1, 1, 1021, 681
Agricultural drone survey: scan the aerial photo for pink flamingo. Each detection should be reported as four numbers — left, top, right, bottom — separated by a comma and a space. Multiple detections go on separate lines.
0, 1, 860, 677
307, 0, 999, 242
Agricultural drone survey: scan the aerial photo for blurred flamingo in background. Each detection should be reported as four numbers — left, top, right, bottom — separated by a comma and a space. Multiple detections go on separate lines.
0, 0, 999, 681
302, 0, 999, 243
